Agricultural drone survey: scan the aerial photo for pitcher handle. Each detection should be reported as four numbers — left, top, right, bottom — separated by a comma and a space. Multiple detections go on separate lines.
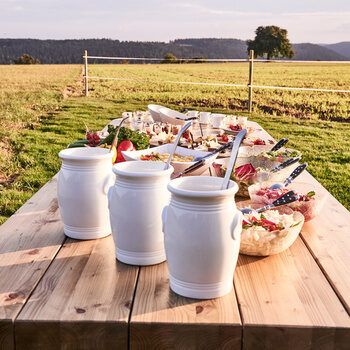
103, 172, 116, 195
162, 206, 168, 233
107, 186, 114, 209
231, 211, 243, 241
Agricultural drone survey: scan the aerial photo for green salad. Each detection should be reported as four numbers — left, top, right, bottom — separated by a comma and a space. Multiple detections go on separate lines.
101, 125, 150, 150
257, 149, 301, 161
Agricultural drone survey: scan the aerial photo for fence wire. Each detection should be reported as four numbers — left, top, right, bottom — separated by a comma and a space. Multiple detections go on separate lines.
85, 56, 350, 64
87, 76, 350, 94
83, 54, 350, 95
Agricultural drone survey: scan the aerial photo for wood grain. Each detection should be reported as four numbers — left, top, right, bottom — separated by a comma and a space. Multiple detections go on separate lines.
0, 176, 65, 349
234, 238, 350, 349
15, 235, 138, 350
298, 171, 350, 314
130, 262, 242, 349
2, 120, 349, 350
256, 123, 350, 314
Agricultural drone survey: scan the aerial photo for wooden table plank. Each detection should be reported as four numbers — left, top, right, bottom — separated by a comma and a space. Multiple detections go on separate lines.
15, 235, 138, 349
0, 176, 65, 349
297, 171, 350, 315
255, 122, 350, 315
130, 262, 242, 349
234, 238, 350, 350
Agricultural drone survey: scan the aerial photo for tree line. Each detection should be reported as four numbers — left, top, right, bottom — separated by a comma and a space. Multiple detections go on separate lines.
0, 38, 248, 64
0, 26, 346, 64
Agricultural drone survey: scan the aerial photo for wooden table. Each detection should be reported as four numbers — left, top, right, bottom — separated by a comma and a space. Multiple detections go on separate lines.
0, 123, 349, 349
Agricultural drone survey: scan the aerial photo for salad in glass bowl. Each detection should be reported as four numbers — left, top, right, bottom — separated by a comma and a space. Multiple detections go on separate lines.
212, 161, 297, 198
248, 181, 327, 222
240, 207, 304, 256
255, 148, 302, 163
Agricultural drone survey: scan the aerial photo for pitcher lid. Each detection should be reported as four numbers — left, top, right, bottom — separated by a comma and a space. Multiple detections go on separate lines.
59, 147, 114, 161
113, 160, 174, 178
168, 176, 238, 198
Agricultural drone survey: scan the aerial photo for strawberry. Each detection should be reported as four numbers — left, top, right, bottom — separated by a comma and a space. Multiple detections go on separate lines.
221, 134, 229, 142
229, 124, 242, 131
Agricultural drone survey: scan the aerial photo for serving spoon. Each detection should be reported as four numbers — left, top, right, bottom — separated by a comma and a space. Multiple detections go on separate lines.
269, 163, 308, 190
240, 190, 298, 214
221, 129, 247, 190
193, 142, 233, 162
164, 121, 192, 170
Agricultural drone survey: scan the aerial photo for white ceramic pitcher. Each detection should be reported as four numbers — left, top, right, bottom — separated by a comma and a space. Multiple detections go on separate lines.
108, 161, 173, 266
162, 176, 242, 299
58, 147, 115, 240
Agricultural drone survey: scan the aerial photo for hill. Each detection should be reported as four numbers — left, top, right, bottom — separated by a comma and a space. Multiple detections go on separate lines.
321, 42, 350, 59
292, 43, 348, 61
0, 38, 348, 64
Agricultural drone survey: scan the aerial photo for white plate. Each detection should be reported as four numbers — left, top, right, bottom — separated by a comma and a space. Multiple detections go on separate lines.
221, 127, 242, 135
122, 144, 219, 176
221, 126, 257, 137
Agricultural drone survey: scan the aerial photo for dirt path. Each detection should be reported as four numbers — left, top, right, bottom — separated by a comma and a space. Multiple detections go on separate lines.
62, 65, 85, 99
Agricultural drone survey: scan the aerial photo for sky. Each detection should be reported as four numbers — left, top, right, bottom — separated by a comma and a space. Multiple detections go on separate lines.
0, 0, 349, 44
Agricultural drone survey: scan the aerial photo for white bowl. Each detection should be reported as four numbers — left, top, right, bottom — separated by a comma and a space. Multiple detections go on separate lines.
159, 108, 188, 126
121, 144, 218, 176
148, 104, 169, 122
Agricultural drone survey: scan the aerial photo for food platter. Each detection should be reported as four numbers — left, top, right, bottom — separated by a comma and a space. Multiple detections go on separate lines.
122, 143, 219, 175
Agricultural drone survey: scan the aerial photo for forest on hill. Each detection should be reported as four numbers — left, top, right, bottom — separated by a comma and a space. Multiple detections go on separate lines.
0, 38, 349, 64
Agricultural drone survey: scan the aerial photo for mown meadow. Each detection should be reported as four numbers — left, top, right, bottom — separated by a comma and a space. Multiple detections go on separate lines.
89, 62, 350, 121
0, 63, 349, 224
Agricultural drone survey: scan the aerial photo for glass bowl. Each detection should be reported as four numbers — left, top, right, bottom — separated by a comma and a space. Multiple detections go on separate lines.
251, 148, 302, 168
248, 181, 328, 222
240, 207, 304, 256
212, 160, 299, 198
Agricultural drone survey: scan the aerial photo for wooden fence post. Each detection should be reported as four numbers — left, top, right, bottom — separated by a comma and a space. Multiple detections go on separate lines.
84, 50, 88, 97
248, 50, 254, 112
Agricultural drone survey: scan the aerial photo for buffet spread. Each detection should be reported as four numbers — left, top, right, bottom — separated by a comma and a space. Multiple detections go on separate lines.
57, 105, 326, 299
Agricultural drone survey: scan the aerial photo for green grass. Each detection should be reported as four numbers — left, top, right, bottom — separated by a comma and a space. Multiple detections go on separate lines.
0, 64, 81, 224
0, 63, 349, 224
88, 63, 350, 121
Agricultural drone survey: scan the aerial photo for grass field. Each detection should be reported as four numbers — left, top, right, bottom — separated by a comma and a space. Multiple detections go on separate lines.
0, 65, 81, 223
0, 63, 349, 224
89, 63, 350, 121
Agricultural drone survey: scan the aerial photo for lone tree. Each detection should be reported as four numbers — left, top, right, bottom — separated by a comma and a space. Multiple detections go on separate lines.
162, 53, 179, 64
14, 54, 40, 64
247, 26, 295, 60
